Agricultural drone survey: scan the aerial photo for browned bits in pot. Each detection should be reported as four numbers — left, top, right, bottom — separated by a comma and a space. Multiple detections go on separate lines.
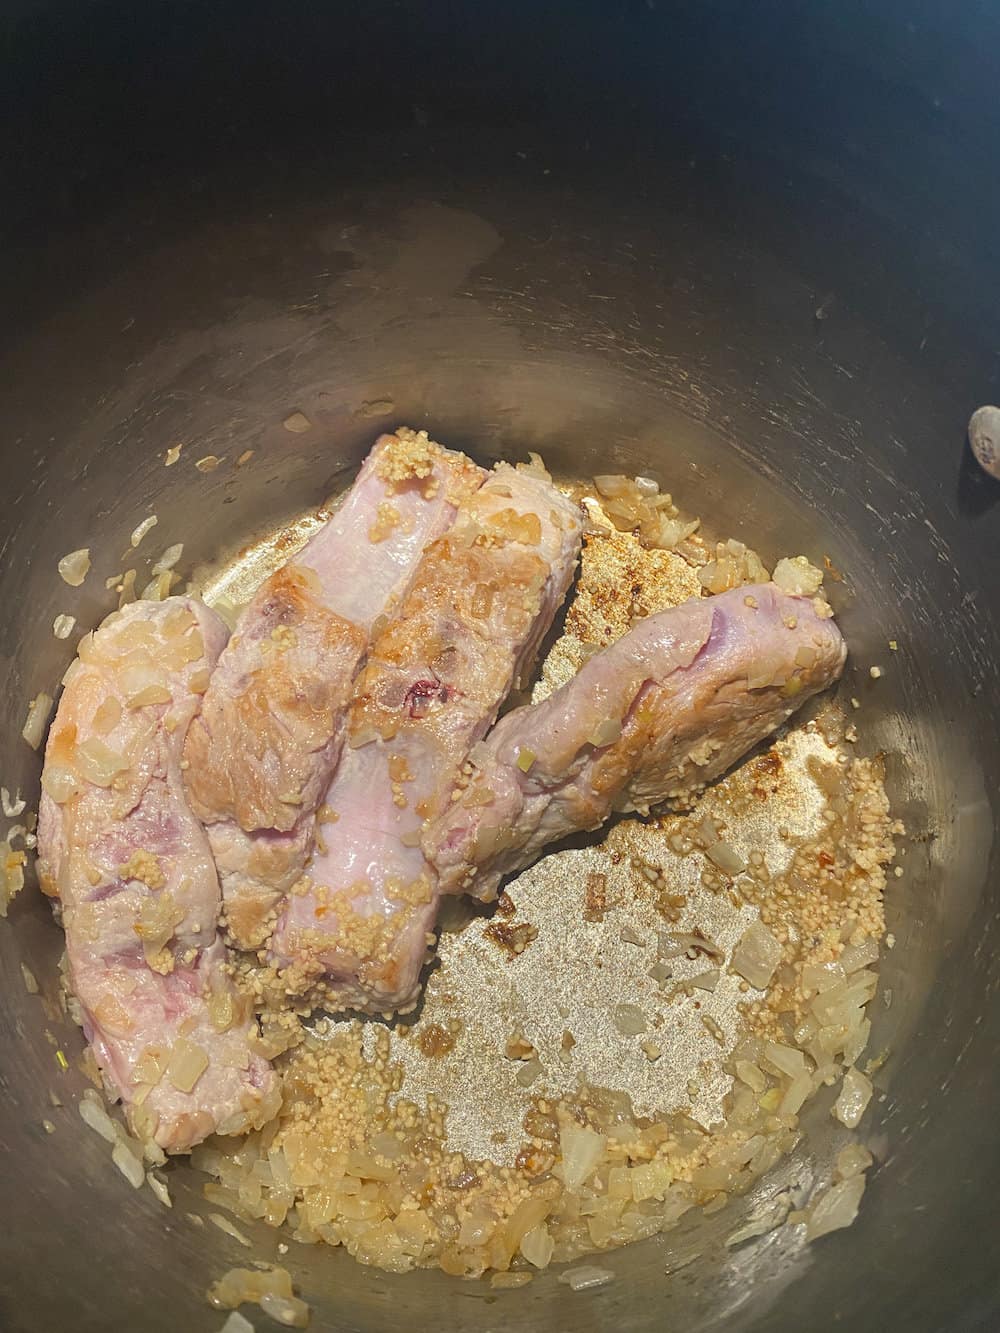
582, 872, 608, 922
483, 920, 539, 958
504, 1032, 536, 1061
413, 1021, 460, 1059
515, 1144, 555, 1176
654, 888, 688, 922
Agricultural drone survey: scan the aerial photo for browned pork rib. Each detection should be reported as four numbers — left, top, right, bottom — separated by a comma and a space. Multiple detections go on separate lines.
269, 462, 584, 1013
426, 583, 847, 902
37, 598, 280, 1153
183, 429, 484, 948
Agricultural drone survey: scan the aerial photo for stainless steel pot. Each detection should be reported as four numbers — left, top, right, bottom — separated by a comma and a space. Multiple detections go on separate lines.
2, 2, 999, 1329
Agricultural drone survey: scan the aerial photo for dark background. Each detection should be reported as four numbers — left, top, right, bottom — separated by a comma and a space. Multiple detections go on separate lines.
4, 0, 1000, 361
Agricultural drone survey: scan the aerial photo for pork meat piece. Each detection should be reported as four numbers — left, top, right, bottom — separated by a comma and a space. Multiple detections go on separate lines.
270, 461, 584, 1013
37, 597, 280, 1153
183, 428, 485, 948
426, 583, 847, 902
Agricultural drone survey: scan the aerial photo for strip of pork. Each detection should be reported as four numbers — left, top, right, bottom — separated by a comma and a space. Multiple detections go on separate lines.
37, 598, 280, 1152
270, 462, 584, 1014
426, 583, 847, 902
183, 429, 484, 948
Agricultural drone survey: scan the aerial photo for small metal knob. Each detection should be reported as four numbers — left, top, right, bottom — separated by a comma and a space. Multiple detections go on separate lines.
968, 405, 1000, 479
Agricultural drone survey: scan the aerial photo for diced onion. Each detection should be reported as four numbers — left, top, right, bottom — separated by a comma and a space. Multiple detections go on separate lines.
594, 475, 635, 499
503, 1194, 551, 1250
520, 1223, 555, 1269
591, 473, 699, 550
779, 1071, 812, 1116
806, 1173, 866, 1241
832, 1067, 873, 1128
161, 628, 205, 671
370, 1132, 403, 1160
41, 765, 82, 804
92, 992, 135, 1037
76, 631, 99, 663
558, 1121, 606, 1191
130, 514, 158, 548
730, 920, 783, 989
0, 842, 26, 915
810, 970, 878, 1028
118, 569, 137, 608
835, 1144, 874, 1179
725, 1193, 793, 1247
208, 1216, 253, 1248
189, 668, 210, 694
612, 1004, 647, 1035
345, 1149, 396, 1182
558, 1265, 615, 1291
586, 718, 622, 749
162, 603, 195, 636
74, 738, 129, 787
58, 548, 91, 587
839, 938, 880, 974
79, 1093, 117, 1143
519, 451, 552, 481
841, 1016, 871, 1067
152, 543, 184, 574
1, 787, 25, 817
92, 697, 123, 735
208, 990, 236, 1034
220, 1317, 256, 1333
773, 555, 824, 596
689, 969, 720, 992
802, 960, 846, 995
53, 613, 76, 640
705, 840, 746, 876
630, 1159, 674, 1202
166, 1039, 210, 1093
112, 1139, 146, 1188
22, 692, 53, 750
146, 1171, 172, 1208
140, 570, 179, 601
516, 1057, 545, 1088
699, 540, 770, 593
734, 1060, 767, 1094
763, 1041, 808, 1079
649, 514, 700, 549
135, 1045, 169, 1086
120, 664, 172, 708
259, 1291, 310, 1327
208, 1266, 302, 1313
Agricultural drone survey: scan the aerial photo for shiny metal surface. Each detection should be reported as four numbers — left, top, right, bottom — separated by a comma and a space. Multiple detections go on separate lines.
1, 3, 999, 1331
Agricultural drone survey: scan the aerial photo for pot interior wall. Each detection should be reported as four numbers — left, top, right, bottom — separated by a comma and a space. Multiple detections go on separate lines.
1, 4, 999, 1331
